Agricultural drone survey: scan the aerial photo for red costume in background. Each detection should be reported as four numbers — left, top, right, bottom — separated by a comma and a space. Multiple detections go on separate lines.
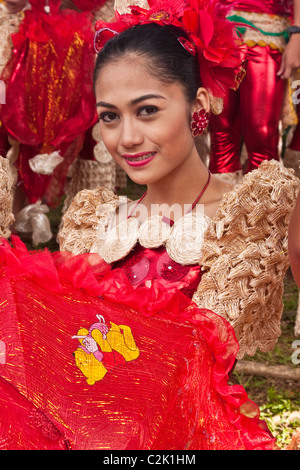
209, 0, 293, 174
0, 0, 97, 207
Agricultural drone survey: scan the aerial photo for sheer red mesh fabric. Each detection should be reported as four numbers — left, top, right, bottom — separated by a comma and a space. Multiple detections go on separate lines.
0, 237, 275, 450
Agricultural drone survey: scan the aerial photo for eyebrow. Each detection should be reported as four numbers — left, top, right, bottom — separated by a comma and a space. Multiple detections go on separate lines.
96, 94, 166, 108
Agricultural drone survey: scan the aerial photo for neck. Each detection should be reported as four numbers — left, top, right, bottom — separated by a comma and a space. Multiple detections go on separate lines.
145, 155, 209, 208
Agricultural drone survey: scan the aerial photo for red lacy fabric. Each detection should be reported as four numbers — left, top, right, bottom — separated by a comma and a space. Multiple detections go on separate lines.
0, 237, 275, 450
0, 2, 97, 206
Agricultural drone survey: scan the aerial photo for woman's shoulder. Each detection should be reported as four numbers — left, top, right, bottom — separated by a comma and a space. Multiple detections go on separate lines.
58, 187, 122, 254
193, 160, 300, 358
210, 159, 299, 224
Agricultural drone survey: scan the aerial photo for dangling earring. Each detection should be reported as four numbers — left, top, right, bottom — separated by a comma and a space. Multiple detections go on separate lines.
190, 109, 210, 137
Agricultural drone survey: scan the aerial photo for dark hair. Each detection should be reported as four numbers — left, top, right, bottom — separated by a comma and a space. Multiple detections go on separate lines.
94, 23, 201, 103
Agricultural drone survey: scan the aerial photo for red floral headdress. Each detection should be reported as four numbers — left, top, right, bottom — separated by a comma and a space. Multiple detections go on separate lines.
94, 0, 246, 101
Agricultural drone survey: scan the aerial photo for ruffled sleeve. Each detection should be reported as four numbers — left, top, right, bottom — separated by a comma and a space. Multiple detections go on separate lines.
58, 187, 119, 254
193, 160, 300, 358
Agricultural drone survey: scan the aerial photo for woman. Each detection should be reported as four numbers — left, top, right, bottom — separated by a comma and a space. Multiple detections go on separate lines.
0, 0, 297, 451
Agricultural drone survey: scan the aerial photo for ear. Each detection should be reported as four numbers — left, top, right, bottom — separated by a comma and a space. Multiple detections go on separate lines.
192, 87, 210, 114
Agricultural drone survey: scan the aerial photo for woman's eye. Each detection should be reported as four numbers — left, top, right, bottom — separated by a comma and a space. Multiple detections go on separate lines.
99, 112, 118, 123
139, 106, 158, 116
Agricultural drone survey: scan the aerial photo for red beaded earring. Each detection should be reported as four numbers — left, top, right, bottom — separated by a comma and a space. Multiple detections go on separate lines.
190, 109, 210, 137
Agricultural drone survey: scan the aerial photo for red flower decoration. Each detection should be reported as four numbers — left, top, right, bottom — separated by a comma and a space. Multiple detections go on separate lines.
94, 0, 246, 100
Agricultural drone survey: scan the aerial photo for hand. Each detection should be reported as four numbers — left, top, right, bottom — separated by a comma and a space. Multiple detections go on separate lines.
277, 33, 300, 79
4, 0, 28, 13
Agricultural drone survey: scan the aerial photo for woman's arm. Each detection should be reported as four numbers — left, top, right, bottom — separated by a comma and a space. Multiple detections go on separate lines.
289, 192, 300, 288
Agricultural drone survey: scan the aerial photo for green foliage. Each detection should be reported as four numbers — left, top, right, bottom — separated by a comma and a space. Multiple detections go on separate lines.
260, 387, 300, 448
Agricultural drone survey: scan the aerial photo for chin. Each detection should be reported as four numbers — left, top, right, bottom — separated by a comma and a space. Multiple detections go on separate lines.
129, 174, 151, 186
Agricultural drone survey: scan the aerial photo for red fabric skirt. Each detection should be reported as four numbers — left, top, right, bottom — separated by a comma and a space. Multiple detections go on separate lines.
0, 237, 275, 450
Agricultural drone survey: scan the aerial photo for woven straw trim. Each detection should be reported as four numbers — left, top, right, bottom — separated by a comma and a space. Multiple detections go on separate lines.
91, 211, 211, 265
100, 217, 140, 264
94, 0, 115, 21
233, 10, 290, 51
115, 165, 127, 189
60, 0, 115, 21
59, 187, 119, 255
192, 160, 300, 358
139, 215, 172, 249
0, 156, 14, 238
114, 0, 149, 14
0, 7, 23, 73
233, 10, 296, 129
62, 158, 117, 215
92, 123, 127, 189
165, 213, 211, 265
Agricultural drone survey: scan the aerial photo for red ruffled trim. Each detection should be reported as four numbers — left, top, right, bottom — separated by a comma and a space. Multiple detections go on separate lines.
0, 236, 275, 450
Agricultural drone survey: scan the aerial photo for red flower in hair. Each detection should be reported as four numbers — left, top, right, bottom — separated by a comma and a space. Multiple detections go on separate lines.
117, 0, 186, 28
180, 0, 246, 97
94, 0, 246, 100
94, 0, 185, 51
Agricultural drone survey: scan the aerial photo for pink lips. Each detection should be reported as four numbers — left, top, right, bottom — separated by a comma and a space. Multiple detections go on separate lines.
122, 152, 156, 167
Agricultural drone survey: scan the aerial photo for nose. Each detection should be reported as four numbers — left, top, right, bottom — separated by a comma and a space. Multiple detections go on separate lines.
119, 116, 144, 149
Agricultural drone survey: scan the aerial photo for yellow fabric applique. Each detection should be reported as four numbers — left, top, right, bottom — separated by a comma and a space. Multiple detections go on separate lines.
72, 315, 140, 385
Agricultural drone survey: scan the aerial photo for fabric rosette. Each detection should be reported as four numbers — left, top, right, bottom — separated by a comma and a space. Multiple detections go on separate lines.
138, 215, 173, 249
98, 218, 140, 264
166, 212, 211, 265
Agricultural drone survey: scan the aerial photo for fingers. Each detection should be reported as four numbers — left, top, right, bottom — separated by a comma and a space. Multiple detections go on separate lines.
277, 63, 293, 79
277, 56, 286, 78
278, 35, 300, 79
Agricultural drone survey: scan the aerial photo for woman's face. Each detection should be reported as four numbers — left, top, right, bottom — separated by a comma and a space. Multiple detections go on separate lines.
94, 55, 200, 187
